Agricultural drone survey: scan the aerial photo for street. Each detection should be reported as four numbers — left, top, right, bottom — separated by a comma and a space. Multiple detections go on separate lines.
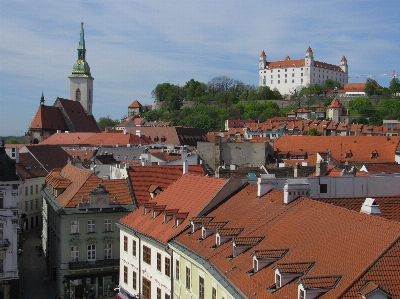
18, 227, 57, 299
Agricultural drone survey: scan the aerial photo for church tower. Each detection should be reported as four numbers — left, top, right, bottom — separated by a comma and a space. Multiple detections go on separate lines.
259, 50, 267, 70
69, 22, 94, 115
340, 55, 348, 74
305, 46, 314, 67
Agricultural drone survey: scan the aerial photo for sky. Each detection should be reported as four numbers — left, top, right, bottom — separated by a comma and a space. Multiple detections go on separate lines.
0, 0, 399, 137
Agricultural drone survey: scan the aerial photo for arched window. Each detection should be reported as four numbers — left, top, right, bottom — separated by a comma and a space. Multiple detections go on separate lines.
89, 89, 92, 102
76, 88, 81, 101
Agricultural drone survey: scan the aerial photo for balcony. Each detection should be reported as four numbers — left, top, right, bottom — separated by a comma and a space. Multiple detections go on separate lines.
69, 259, 119, 270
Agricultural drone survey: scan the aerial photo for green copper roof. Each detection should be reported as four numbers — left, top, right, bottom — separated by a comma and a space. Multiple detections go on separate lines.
70, 22, 92, 78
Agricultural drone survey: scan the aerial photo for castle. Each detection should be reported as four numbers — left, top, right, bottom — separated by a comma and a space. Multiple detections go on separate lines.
259, 47, 348, 95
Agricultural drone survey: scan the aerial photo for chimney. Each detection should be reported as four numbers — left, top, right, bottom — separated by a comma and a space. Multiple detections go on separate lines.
315, 160, 328, 176
183, 161, 189, 174
283, 179, 310, 205
136, 129, 141, 137
257, 174, 277, 197
360, 198, 381, 216
294, 163, 300, 177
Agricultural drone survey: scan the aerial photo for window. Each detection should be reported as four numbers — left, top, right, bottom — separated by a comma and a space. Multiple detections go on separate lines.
143, 245, 151, 265
104, 219, 112, 232
30, 186, 33, 195
278, 80, 280, 84
212, 287, 217, 299
186, 267, 191, 289
299, 289, 305, 299
157, 252, 162, 271
278, 74, 280, 78
292, 80, 294, 83
132, 271, 137, 290
87, 244, 96, 261
276, 273, 281, 288
320, 184, 327, 193
87, 220, 95, 233
25, 186, 28, 196
35, 185, 38, 194
123, 236, 128, 252
76, 88, 81, 101
132, 240, 137, 257
285, 74, 287, 78
271, 80, 273, 84
157, 288, 161, 299
292, 73, 294, 77
35, 199, 38, 209
71, 246, 79, 262
165, 295, 170, 299
285, 79, 287, 83
25, 201, 28, 212
199, 277, 204, 299
142, 277, 151, 299
165, 257, 170, 277
301, 73, 303, 77
104, 243, 112, 259
176, 260, 180, 280
30, 200, 33, 210
0, 193, 2, 209
71, 221, 79, 234
124, 266, 128, 284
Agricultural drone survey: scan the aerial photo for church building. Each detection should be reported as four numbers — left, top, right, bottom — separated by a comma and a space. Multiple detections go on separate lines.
26, 23, 99, 144
259, 47, 348, 95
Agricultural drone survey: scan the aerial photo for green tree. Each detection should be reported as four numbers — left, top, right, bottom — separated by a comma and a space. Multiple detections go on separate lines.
368, 111, 383, 126
380, 99, 400, 119
356, 116, 369, 124
289, 87, 304, 108
258, 86, 274, 101
307, 128, 322, 136
348, 96, 373, 115
389, 77, 400, 96
183, 79, 207, 101
97, 116, 119, 132
364, 78, 380, 95
5, 136, 21, 144
151, 83, 184, 111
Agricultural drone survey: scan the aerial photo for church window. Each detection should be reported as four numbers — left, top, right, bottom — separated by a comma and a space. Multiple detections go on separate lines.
89, 89, 92, 102
76, 89, 81, 101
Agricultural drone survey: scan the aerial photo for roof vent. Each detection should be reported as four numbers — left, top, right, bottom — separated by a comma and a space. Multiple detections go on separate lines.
360, 198, 381, 216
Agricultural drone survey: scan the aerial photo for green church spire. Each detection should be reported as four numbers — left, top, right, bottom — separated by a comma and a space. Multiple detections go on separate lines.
77, 22, 86, 60
70, 22, 91, 77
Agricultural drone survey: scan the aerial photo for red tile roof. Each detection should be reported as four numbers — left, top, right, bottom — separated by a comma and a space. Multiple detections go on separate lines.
328, 97, 344, 108
29, 105, 69, 130
119, 174, 228, 243
274, 136, 400, 166
55, 98, 100, 132
128, 165, 206, 206
173, 184, 400, 298
39, 132, 97, 145
45, 163, 133, 208
128, 100, 142, 108
16, 153, 48, 180
81, 132, 152, 147
314, 197, 400, 222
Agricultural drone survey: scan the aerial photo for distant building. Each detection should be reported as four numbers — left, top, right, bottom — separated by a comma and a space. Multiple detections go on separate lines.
26, 23, 99, 144
326, 97, 349, 123
259, 47, 348, 94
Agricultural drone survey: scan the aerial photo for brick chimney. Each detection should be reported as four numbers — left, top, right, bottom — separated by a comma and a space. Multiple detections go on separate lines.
360, 198, 381, 216
315, 160, 328, 176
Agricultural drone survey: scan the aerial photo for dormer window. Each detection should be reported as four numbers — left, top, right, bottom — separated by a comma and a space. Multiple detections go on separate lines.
201, 222, 227, 240
297, 276, 342, 299
232, 237, 263, 258
371, 151, 378, 159
143, 202, 157, 215
154, 136, 159, 142
299, 289, 305, 299
190, 217, 214, 234
275, 273, 281, 288
345, 151, 352, 158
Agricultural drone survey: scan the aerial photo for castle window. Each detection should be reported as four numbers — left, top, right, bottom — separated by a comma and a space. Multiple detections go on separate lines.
76, 88, 81, 101
278, 74, 280, 78
278, 80, 280, 84
271, 80, 273, 84
285, 79, 287, 83
292, 80, 294, 83
292, 73, 294, 77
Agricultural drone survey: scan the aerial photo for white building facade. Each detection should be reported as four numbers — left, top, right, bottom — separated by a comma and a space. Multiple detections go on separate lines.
259, 47, 348, 95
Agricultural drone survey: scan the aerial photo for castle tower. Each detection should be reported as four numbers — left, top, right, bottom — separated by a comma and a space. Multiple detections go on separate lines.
69, 22, 94, 115
305, 46, 314, 67
340, 55, 348, 74
259, 50, 267, 70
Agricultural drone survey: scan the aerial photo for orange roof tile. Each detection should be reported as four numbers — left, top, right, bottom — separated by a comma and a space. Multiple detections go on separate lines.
45, 163, 133, 207
119, 174, 228, 243
128, 165, 206, 206
274, 136, 399, 166
29, 105, 68, 130
128, 100, 142, 108
39, 132, 96, 145
328, 97, 344, 108
173, 184, 400, 298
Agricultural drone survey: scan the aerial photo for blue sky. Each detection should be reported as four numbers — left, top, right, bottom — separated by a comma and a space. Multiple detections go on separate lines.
0, 0, 399, 136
